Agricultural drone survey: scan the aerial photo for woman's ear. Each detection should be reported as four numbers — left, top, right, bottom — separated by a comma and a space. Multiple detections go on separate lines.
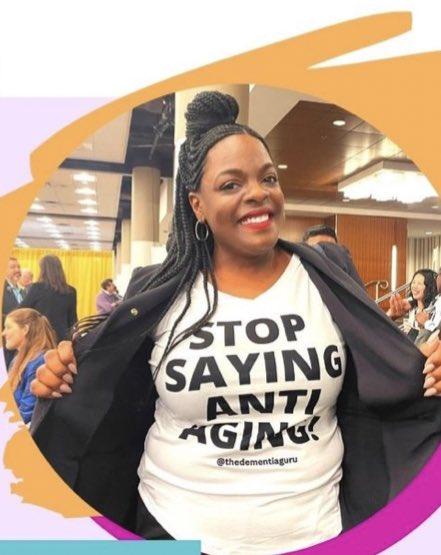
188, 192, 204, 222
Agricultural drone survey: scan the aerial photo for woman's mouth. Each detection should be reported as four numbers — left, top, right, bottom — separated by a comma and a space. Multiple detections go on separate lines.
239, 211, 273, 231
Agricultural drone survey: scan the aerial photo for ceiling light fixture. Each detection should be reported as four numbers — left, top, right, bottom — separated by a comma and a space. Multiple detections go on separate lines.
426, 231, 433, 236
78, 198, 97, 206
31, 203, 45, 210
84, 219, 99, 226
37, 216, 53, 223
76, 187, 96, 195
73, 172, 97, 184
81, 208, 98, 214
277, 164, 288, 170
332, 119, 346, 127
338, 161, 437, 204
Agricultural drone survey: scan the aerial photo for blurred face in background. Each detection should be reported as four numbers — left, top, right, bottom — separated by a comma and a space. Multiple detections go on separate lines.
6, 258, 21, 285
2, 317, 28, 351
20, 269, 33, 287
410, 273, 426, 302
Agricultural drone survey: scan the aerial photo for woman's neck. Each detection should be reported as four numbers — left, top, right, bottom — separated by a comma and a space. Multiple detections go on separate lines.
212, 246, 291, 298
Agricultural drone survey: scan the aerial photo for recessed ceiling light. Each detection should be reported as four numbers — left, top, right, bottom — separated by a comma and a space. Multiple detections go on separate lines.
342, 198, 350, 203
76, 187, 96, 195
81, 207, 98, 214
78, 198, 97, 206
31, 203, 45, 210
84, 219, 99, 226
277, 164, 288, 170
37, 216, 52, 223
426, 231, 433, 235
333, 119, 346, 127
73, 172, 97, 184
50, 233, 63, 238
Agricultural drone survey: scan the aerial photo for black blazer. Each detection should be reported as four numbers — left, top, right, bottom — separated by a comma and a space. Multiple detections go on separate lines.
31, 241, 441, 533
20, 282, 77, 341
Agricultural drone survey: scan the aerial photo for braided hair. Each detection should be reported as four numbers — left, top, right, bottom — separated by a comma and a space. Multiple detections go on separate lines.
144, 91, 273, 377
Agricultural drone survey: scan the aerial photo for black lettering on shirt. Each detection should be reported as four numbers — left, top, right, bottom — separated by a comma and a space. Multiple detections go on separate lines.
207, 396, 238, 421
189, 356, 227, 390
165, 359, 186, 392
281, 314, 305, 341
324, 345, 343, 378
283, 348, 320, 381
217, 321, 242, 346
227, 352, 259, 385
246, 318, 279, 344
189, 323, 214, 350
239, 392, 274, 414
279, 389, 308, 413
211, 423, 239, 448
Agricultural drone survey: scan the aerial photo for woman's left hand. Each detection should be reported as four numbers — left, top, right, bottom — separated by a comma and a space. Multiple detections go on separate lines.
420, 338, 441, 396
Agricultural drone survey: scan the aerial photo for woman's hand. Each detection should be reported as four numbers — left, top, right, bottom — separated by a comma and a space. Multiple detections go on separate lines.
419, 337, 441, 396
386, 293, 411, 320
30, 341, 77, 399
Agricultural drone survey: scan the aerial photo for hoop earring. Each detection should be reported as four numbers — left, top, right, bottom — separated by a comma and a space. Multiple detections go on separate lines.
195, 220, 209, 241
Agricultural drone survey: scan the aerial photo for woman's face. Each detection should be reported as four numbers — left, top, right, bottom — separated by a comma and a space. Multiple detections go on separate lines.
188, 134, 285, 260
411, 273, 426, 301
2, 318, 28, 351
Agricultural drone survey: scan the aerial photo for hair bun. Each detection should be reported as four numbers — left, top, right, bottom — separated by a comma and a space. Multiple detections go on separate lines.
185, 91, 239, 139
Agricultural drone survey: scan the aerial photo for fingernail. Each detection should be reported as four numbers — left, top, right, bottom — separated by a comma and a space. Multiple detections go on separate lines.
423, 363, 435, 374
424, 388, 437, 397
68, 363, 77, 375
59, 384, 72, 394
424, 377, 436, 388
51, 392, 62, 398
62, 373, 74, 384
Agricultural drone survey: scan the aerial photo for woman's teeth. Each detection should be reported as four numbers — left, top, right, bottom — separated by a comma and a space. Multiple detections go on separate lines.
241, 214, 269, 225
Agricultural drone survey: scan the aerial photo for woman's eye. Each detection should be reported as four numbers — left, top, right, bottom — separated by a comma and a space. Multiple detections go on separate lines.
263, 174, 279, 185
220, 181, 240, 191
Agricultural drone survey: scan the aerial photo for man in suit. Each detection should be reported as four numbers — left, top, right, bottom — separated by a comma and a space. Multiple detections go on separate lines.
2, 256, 25, 368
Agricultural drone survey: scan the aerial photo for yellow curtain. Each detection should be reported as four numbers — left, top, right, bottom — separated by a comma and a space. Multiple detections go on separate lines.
12, 248, 114, 320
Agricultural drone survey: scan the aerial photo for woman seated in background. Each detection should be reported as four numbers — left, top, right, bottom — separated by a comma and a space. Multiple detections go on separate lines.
3, 308, 56, 424
20, 255, 77, 341
389, 269, 438, 345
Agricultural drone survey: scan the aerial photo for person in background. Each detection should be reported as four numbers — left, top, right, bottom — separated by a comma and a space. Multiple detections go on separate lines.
20, 268, 34, 293
388, 269, 438, 345
303, 224, 363, 287
96, 278, 122, 314
302, 224, 337, 246
4, 308, 56, 423
2, 257, 25, 367
20, 255, 77, 342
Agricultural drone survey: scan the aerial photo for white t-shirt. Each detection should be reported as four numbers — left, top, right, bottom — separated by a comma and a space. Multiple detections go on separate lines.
138, 254, 346, 554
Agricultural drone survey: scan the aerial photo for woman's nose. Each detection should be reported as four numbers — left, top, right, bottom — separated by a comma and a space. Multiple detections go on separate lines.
244, 180, 270, 203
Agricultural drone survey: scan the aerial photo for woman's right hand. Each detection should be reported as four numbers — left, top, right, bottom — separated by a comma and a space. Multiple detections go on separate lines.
30, 341, 77, 399
386, 293, 411, 320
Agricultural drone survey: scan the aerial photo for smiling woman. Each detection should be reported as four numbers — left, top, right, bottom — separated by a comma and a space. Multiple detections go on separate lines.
30, 91, 441, 555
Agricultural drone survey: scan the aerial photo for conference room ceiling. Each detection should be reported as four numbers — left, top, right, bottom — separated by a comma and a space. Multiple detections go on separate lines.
17, 87, 441, 250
